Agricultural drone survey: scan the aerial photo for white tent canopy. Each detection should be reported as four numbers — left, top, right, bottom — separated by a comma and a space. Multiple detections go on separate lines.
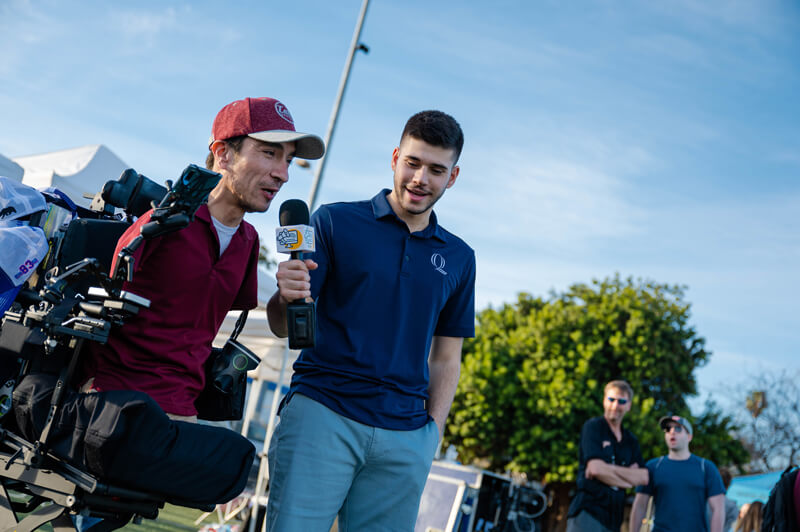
13, 144, 128, 208
0, 154, 24, 182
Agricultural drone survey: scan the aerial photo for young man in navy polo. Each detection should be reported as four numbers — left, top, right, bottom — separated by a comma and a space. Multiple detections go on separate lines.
266, 110, 476, 531
82, 97, 324, 420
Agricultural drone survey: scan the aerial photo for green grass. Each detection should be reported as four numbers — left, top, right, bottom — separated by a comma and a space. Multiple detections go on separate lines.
121, 503, 245, 531
10, 502, 244, 532
120, 504, 202, 531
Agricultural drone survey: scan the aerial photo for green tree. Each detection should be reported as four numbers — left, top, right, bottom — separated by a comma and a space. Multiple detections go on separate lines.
444, 275, 747, 521
690, 400, 749, 470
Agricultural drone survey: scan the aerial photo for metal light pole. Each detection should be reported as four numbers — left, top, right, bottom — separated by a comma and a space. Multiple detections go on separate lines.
307, 0, 370, 212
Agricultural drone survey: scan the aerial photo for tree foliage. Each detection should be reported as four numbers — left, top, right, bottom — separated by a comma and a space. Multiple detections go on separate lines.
690, 400, 750, 471
724, 370, 800, 472
445, 275, 748, 482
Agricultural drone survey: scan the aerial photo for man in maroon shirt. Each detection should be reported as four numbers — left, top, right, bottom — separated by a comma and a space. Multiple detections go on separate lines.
82, 97, 324, 420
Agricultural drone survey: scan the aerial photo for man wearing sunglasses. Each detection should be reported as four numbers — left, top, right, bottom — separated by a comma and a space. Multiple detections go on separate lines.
567, 380, 648, 531
629, 415, 725, 532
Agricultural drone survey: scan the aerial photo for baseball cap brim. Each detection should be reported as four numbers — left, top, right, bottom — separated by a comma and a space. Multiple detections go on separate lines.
248, 130, 325, 160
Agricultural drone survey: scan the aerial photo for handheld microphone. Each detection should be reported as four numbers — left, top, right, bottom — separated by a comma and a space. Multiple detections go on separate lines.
277, 200, 316, 349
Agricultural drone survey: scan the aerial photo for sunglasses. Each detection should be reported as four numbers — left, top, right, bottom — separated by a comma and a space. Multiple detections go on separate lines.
663, 425, 685, 433
607, 397, 628, 405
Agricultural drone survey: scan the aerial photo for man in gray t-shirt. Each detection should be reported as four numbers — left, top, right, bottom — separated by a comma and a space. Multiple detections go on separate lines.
718, 469, 739, 532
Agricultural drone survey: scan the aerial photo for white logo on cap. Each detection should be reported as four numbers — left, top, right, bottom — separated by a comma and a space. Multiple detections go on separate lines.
274, 102, 294, 126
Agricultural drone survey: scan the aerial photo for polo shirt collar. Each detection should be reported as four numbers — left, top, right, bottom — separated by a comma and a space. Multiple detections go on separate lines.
195, 203, 212, 225
370, 189, 447, 242
193, 203, 257, 246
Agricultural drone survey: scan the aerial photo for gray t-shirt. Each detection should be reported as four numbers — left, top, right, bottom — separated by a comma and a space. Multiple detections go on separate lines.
723, 496, 738, 532
211, 216, 239, 256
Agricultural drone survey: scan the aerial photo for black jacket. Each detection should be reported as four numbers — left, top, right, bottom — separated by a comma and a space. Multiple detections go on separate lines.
762, 466, 799, 532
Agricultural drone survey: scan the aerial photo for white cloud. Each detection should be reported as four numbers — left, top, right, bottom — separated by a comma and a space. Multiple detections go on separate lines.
662, 0, 790, 31
648, 192, 800, 266
706, 348, 791, 379
111, 7, 181, 49
441, 146, 650, 258
771, 149, 800, 166
0, 0, 63, 77
691, 348, 793, 408
473, 255, 606, 310
630, 32, 714, 70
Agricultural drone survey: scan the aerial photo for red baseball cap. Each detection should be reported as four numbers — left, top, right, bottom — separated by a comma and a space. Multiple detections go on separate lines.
210, 97, 325, 160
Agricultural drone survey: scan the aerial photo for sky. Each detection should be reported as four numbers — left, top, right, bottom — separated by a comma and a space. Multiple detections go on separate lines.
1, 0, 798, 412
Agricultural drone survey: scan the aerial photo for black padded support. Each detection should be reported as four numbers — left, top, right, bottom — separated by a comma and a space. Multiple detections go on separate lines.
52, 219, 129, 295
13, 374, 255, 506
56, 219, 129, 273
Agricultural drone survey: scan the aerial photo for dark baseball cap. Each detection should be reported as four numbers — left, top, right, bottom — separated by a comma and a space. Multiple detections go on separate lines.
210, 97, 324, 160
659, 415, 693, 435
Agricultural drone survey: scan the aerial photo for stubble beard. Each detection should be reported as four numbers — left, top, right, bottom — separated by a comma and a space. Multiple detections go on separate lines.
402, 185, 446, 216
235, 183, 272, 214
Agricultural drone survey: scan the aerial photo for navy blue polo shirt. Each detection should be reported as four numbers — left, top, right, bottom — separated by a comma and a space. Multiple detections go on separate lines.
288, 189, 476, 430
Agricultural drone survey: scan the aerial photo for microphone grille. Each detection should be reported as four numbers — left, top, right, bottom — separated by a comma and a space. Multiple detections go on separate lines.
279, 199, 310, 226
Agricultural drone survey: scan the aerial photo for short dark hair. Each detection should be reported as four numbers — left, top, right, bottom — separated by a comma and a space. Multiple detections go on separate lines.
720, 469, 732, 489
205, 135, 248, 170
400, 110, 464, 164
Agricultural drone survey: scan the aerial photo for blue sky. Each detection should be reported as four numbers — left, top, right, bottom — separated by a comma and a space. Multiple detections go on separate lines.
1, 0, 798, 409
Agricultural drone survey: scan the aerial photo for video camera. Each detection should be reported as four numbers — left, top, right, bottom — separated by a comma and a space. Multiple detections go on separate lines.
0, 164, 250, 531
1, 164, 220, 381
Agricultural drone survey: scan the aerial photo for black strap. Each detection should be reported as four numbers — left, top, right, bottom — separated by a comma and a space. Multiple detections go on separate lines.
230, 311, 248, 341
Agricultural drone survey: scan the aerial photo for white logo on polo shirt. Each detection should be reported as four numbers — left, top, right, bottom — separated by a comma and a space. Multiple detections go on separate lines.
431, 253, 447, 275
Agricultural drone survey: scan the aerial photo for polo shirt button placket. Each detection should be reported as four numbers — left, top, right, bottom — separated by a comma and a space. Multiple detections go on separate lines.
400, 238, 411, 276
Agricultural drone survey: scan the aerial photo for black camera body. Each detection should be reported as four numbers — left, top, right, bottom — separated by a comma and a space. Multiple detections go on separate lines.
0, 165, 221, 425
0, 165, 270, 532
211, 339, 260, 394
